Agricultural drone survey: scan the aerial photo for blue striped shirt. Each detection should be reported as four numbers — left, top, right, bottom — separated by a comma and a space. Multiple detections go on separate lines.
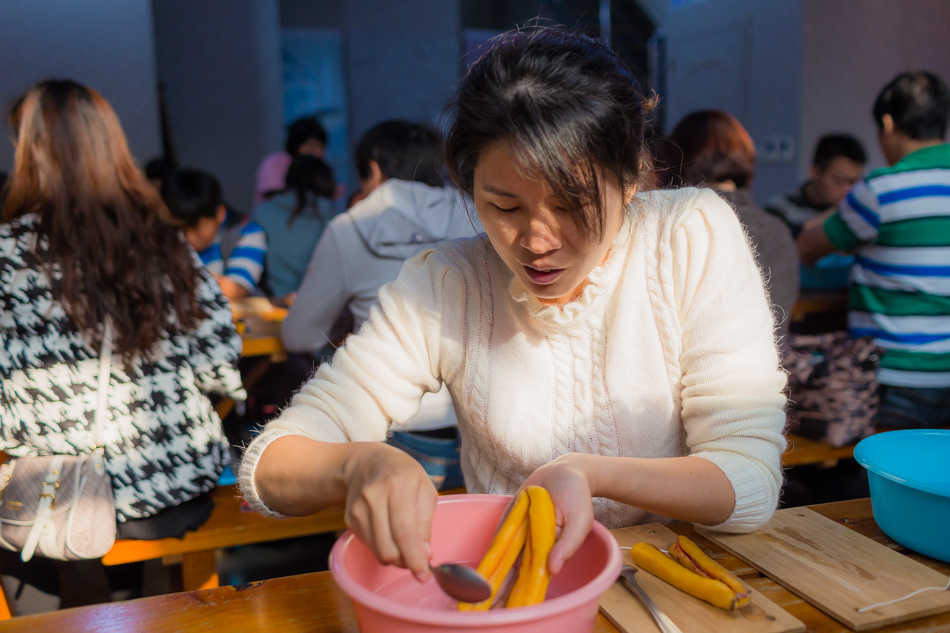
199, 217, 267, 292
823, 143, 950, 387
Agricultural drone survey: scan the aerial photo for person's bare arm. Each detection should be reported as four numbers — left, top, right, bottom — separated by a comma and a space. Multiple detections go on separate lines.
214, 274, 251, 300
255, 435, 438, 580
797, 219, 837, 265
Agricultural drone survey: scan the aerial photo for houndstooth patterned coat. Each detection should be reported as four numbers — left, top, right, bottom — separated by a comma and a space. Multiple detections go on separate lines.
0, 215, 246, 522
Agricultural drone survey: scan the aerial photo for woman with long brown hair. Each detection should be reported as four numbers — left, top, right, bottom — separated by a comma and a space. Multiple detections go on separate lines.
0, 79, 245, 613
655, 109, 800, 340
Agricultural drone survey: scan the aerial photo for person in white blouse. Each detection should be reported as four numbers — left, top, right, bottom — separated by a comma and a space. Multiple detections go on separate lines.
240, 28, 786, 586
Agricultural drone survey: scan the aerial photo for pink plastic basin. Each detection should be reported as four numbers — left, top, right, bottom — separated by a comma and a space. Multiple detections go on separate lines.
329, 494, 622, 633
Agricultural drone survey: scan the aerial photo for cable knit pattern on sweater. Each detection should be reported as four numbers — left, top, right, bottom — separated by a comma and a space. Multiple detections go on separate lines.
240, 187, 787, 532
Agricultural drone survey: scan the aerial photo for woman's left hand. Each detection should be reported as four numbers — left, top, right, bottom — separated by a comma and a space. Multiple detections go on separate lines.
518, 453, 595, 575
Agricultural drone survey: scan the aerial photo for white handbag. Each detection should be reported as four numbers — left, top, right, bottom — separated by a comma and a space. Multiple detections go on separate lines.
0, 321, 117, 561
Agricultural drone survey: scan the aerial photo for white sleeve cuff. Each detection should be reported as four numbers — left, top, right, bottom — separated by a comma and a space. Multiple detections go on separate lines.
237, 427, 299, 518
691, 451, 781, 533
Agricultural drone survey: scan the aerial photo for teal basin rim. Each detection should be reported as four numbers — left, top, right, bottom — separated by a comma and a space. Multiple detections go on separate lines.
854, 430, 950, 499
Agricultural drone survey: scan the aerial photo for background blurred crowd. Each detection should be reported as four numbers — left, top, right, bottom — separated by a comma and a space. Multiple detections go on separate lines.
1, 4, 950, 619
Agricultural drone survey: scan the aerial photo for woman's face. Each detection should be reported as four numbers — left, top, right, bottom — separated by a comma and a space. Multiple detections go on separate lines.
473, 139, 628, 302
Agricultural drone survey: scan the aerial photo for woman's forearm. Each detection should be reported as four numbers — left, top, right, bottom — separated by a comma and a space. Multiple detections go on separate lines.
253, 435, 353, 516
584, 454, 736, 526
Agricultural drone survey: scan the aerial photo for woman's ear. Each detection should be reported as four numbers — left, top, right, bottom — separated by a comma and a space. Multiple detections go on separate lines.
623, 185, 637, 205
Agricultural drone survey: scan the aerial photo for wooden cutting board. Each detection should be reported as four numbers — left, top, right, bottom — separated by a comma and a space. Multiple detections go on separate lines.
599, 524, 805, 633
704, 507, 950, 630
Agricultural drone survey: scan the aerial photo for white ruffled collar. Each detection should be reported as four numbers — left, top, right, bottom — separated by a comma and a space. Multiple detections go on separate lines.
507, 214, 631, 329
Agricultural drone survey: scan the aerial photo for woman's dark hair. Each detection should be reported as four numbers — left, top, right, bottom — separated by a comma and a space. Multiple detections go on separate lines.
354, 120, 443, 187
285, 116, 328, 155
283, 154, 336, 226
656, 110, 756, 190
873, 71, 950, 141
161, 168, 224, 229
443, 28, 653, 240
1, 79, 204, 358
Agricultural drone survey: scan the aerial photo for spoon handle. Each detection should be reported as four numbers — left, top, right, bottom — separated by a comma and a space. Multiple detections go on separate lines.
619, 566, 684, 633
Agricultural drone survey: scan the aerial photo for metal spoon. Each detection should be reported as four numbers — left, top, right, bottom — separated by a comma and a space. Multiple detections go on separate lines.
430, 562, 492, 603
619, 566, 684, 633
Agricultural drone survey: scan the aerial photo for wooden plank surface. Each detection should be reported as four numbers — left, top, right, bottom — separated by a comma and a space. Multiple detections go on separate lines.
600, 524, 804, 633
704, 507, 950, 631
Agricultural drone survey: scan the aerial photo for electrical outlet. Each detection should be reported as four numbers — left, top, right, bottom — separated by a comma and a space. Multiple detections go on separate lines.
779, 135, 795, 163
760, 135, 795, 164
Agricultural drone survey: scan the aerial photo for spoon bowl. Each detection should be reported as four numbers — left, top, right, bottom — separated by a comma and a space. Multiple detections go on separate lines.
430, 562, 492, 603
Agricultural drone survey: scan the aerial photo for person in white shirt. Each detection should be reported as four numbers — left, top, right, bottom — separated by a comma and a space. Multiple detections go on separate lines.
281, 120, 477, 490
240, 28, 786, 586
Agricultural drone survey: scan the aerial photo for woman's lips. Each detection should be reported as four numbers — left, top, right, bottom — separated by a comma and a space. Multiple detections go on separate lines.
524, 265, 564, 284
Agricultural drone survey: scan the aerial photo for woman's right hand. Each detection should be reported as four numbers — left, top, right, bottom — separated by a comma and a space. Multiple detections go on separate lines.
340, 443, 439, 582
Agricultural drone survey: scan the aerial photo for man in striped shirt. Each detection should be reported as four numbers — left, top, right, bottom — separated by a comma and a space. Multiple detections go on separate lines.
799, 71, 950, 428
162, 169, 268, 300
199, 213, 267, 299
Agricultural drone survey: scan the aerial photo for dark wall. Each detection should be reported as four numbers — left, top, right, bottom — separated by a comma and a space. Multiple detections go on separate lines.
152, 0, 285, 211
0, 0, 161, 172
462, 0, 601, 32
280, 0, 343, 29
343, 0, 461, 142
279, 0, 461, 189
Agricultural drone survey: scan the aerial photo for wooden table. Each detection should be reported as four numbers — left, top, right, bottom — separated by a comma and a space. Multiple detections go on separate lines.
215, 298, 288, 420
233, 297, 287, 358
9, 498, 949, 633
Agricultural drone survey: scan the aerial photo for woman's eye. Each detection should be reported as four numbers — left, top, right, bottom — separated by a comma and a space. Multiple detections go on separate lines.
493, 204, 519, 213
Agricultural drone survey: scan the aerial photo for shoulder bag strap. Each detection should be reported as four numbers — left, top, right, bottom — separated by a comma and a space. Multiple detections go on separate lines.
92, 318, 114, 449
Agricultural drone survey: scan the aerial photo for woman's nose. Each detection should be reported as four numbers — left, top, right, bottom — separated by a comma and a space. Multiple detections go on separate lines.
520, 213, 561, 253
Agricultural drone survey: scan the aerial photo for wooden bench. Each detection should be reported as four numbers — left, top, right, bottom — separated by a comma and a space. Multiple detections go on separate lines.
103, 484, 467, 591
781, 426, 939, 468
101, 484, 349, 591
790, 290, 849, 324
0, 484, 466, 620
782, 432, 859, 467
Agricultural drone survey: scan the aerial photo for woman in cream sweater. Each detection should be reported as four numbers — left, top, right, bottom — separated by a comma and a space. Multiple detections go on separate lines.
240, 29, 786, 584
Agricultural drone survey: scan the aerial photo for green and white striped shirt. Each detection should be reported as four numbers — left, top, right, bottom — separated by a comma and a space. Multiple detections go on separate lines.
824, 143, 950, 387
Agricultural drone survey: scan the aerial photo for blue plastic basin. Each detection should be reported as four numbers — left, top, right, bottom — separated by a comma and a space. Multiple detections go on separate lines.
854, 429, 950, 563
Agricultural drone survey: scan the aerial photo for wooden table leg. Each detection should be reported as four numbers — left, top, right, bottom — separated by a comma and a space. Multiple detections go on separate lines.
182, 551, 219, 591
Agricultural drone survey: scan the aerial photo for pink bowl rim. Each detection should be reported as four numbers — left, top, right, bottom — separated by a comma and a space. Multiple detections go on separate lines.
329, 494, 623, 626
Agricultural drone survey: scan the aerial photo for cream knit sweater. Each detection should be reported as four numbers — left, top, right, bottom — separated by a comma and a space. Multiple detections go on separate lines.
240, 187, 787, 532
